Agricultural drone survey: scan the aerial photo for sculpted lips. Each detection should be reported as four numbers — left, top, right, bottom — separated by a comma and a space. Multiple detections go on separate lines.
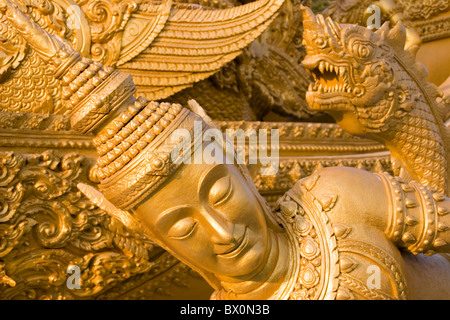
217, 227, 248, 258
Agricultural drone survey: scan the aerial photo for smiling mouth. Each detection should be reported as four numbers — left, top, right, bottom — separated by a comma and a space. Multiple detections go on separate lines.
218, 227, 248, 258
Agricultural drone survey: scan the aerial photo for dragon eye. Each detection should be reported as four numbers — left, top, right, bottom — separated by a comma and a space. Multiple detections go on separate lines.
350, 40, 374, 60
167, 217, 197, 239
314, 36, 327, 49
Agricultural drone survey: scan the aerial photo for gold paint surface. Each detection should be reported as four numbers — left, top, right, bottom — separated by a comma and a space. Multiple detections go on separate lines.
0, 0, 449, 300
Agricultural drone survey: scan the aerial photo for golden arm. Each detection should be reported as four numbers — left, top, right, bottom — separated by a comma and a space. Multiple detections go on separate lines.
301, 167, 450, 256
377, 172, 450, 255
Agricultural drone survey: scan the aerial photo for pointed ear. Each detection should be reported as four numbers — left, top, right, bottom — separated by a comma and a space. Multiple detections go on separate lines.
386, 21, 407, 51
375, 21, 390, 39
77, 183, 145, 233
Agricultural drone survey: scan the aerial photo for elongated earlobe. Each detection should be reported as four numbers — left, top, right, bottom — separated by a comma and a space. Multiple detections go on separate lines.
77, 183, 144, 233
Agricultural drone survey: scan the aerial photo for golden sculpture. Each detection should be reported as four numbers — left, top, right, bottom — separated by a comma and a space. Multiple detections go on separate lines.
301, 5, 450, 196
0, 0, 449, 300
324, 0, 450, 87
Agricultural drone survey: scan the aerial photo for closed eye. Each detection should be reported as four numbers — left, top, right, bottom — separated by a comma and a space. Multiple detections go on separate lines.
167, 217, 197, 239
209, 176, 232, 206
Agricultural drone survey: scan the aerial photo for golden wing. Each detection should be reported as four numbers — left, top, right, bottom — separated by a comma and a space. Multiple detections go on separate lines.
116, 0, 285, 101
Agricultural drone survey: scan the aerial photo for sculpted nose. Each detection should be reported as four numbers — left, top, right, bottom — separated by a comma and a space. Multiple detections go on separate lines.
201, 211, 249, 256
204, 212, 234, 245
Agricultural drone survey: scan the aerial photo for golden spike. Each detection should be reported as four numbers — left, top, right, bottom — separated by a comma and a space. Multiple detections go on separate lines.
333, 223, 353, 239
300, 5, 323, 41
340, 255, 359, 273
336, 287, 354, 300
432, 193, 446, 202
405, 215, 419, 226
433, 238, 448, 247
405, 198, 418, 208
386, 22, 407, 52
302, 173, 320, 191
402, 232, 416, 244
407, 45, 420, 60
438, 222, 450, 232
375, 21, 390, 39
438, 206, 450, 216
318, 194, 338, 212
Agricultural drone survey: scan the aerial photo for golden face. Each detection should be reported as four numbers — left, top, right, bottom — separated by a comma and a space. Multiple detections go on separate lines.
133, 161, 269, 278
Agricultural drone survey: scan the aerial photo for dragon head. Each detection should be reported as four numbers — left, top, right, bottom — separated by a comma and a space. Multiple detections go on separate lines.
301, 5, 420, 135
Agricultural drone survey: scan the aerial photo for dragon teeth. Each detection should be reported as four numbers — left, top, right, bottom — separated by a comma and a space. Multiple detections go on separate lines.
319, 61, 342, 75
319, 62, 325, 74
317, 61, 346, 76
314, 82, 353, 93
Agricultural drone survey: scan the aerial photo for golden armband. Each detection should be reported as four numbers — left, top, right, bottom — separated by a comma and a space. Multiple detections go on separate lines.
378, 172, 450, 255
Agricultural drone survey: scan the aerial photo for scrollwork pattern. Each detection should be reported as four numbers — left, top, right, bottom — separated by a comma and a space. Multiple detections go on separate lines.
0, 150, 178, 299
79, 0, 138, 66
397, 0, 449, 21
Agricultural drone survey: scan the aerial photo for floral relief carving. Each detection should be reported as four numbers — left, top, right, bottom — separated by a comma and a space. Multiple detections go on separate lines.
0, 150, 181, 299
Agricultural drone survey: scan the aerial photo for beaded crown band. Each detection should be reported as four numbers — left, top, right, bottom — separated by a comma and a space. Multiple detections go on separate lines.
92, 99, 209, 210
0, 0, 213, 210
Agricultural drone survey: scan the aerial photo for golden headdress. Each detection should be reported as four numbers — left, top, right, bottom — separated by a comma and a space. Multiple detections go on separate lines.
0, 0, 286, 207
92, 99, 209, 210
0, 0, 243, 209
